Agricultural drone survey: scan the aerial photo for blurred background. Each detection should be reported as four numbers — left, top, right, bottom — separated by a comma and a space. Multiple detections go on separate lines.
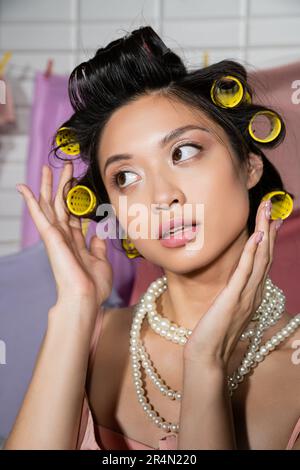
1, 0, 300, 446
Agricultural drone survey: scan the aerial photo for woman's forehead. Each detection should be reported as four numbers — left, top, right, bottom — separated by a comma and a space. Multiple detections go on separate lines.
98, 94, 226, 158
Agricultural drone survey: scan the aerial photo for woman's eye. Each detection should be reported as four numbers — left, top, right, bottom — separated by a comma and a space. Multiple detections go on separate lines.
111, 170, 138, 189
172, 144, 203, 163
110, 144, 203, 190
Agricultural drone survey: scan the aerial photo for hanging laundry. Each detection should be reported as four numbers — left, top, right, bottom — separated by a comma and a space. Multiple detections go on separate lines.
0, 52, 16, 129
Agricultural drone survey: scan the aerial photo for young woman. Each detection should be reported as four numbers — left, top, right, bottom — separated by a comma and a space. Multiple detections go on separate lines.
4, 26, 300, 450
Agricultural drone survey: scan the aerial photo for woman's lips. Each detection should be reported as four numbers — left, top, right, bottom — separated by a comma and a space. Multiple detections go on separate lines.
159, 224, 200, 248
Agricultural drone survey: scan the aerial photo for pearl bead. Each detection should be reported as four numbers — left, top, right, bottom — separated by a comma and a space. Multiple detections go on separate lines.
246, 351, 255, 360
239, 365, 249, 375
154, 417, 163, 426
260, 346, 268, 355
134, 379, 143, 387
160, 319, 170, 328
143, 403, 151, 412
243, 359, 251, 367
132, 370, 141, 379
172, 335, 180, 343
159, 385, 168, 394
255, 352, 263, 362
177, 327, 186, 336
162, 422, 170, 432
169, 424, 177, 433
130, 338, 138, 345
145, 294, 154, 302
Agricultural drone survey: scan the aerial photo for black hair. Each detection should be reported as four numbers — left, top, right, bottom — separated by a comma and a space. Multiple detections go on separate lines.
49, 25, 294, 238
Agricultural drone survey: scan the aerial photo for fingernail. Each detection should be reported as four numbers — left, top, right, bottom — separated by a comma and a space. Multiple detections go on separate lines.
256, 231, 264, 243
265, 201, 272, 220
16, 184, 23, 193
264, 199, 271, 208
275, 218, 283, 231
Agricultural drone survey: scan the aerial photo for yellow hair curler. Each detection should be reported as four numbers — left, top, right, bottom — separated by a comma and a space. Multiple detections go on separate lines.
55, 127, 80, 156
66, 185, 97, 216
248, 110, 282, 144
261, 191, 293, 220
244, 90, 251, 104
210, 75, 246, 108
121, 236, 141, 259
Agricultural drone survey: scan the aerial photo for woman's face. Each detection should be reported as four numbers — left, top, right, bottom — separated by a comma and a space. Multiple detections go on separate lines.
98, 93, 260, 274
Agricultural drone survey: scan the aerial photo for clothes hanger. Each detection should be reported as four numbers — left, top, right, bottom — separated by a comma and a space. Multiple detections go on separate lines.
202, 50, 209, 67
44, 58, 54, 78
0, 51, 12, 77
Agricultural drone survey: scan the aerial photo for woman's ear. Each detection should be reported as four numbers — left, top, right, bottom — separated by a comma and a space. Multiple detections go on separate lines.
246, 153, 264, 190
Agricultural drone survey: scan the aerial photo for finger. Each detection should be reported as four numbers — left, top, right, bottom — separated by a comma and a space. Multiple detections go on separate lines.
70, 217, 88, 252
39, 164, 53, 204
89, 234, 108, 261
248, 198, 272, 290
260, 216, 281, 288
71, 228, 87, 253
69, 213, 82, 230
17, 184, 51, 238
227, 199, 268, 294
39, 165, 54, 222
54, 161, 73, 223
228, 228, 263, 296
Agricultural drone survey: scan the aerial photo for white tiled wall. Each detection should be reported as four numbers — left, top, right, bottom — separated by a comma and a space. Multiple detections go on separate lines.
0, 0, 300, 256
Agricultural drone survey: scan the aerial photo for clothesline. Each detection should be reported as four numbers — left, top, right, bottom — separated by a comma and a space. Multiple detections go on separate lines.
1, 50, 212, 79
0, 53, 55, 78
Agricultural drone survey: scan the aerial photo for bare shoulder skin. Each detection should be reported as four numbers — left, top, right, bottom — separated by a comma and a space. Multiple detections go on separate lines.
86, 306, 300, 450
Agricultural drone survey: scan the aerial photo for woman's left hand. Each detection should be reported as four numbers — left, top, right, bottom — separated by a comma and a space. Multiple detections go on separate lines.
183, 198, 282, 368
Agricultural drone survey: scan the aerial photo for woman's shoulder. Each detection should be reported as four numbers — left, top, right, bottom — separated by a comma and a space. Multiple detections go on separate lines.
256, 309, 300, 405
271, 310, 300, 352
100, 303, 137, 336
89, 302, 139, 371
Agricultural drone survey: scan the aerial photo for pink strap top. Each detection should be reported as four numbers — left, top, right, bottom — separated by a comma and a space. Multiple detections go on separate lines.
76, 305, 300, 450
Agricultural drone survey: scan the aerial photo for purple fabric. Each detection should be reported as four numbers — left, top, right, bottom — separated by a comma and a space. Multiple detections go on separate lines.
21, 72, 83, 247
20, 71, 137, 307
0, 240, 125, 439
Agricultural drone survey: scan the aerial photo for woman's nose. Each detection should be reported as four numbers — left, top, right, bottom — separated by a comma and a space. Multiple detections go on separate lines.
151, 183, 185, 213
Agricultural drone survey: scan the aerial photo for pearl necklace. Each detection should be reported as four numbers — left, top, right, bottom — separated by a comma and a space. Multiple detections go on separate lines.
146, 276, 285, 344
129, 276, 300, 434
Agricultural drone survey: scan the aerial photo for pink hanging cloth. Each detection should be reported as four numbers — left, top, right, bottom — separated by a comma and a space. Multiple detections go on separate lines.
0, 52, 16, 129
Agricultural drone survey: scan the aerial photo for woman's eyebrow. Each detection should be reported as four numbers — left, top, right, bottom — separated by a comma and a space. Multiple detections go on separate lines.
103, 124, 210, 176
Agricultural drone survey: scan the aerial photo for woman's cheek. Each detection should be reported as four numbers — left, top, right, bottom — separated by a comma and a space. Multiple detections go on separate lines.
205, 183, 248, 247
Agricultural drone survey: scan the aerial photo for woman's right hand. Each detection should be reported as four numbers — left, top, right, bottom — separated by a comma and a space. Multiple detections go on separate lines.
16, 161, 113, 316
